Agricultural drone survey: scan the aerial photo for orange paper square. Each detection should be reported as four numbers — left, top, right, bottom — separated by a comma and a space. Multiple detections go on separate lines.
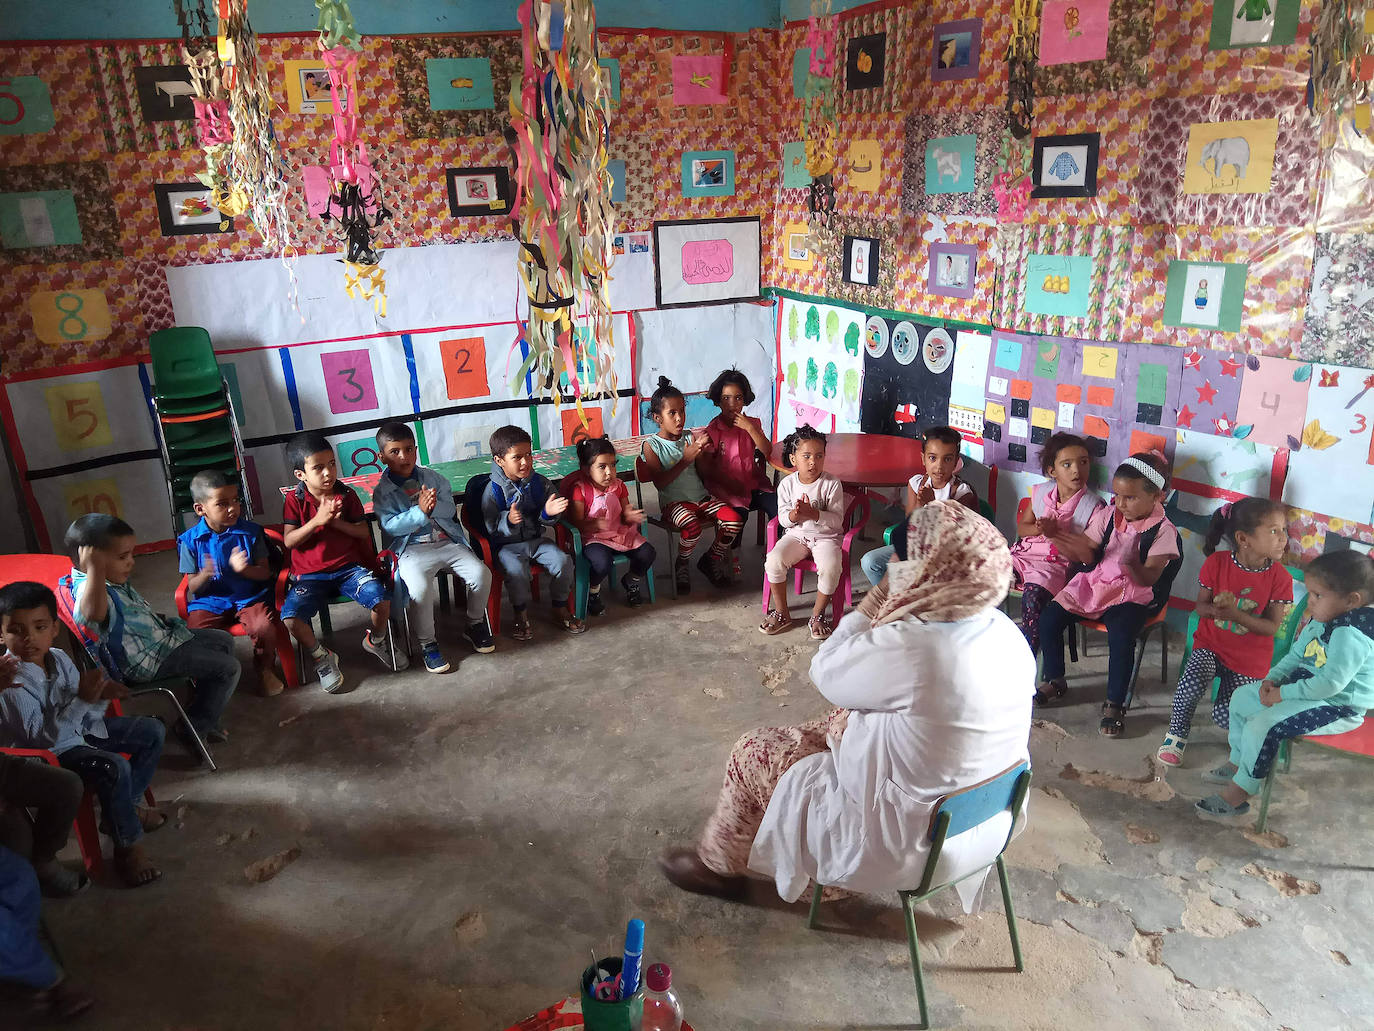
1129, 429, 1167, 455
1085, 386, 1115, 407
441, 337, 490, 400
1083, 415, 1111, 439
1010, 379, 1034, 400
1056, 384, 1082, 404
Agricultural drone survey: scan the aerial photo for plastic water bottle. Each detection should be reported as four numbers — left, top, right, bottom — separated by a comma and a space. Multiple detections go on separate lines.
635, 963, 682, 1031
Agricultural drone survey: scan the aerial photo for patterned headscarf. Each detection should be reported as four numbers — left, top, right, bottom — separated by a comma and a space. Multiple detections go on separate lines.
872, 500, 1012, 626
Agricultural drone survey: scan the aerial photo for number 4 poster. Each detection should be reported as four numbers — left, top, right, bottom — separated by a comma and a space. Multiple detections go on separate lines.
1281, 365, 1374, 522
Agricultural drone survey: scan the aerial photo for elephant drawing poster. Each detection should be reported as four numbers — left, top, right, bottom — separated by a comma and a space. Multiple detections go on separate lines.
1182, 118, 1278, 194
859, 319, 955, 440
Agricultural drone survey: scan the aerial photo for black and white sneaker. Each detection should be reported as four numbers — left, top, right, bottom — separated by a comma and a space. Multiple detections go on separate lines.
621, 573, 644, 607
465, 619, 496, 654
587, 589, 606, 616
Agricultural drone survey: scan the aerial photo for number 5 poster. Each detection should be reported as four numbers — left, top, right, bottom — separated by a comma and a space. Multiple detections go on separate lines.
1281, 364, 1374, 522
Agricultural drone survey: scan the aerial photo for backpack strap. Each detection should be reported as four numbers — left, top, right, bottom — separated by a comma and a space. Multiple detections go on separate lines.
1071, 489, 1104, 530
1031, 481, 1056, 518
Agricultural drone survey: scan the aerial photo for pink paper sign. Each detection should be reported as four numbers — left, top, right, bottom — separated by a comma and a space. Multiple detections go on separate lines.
1234, 356, 1312, 449
320, 349, 379, 415
303, 165, 333, 218
790, 398, 834, 431
681, 240, 734, 285
1039, 0, 1111, 66
672, 55, 727, 106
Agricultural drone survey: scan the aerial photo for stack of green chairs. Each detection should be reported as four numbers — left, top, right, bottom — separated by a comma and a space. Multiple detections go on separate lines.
148, 327, 251, 523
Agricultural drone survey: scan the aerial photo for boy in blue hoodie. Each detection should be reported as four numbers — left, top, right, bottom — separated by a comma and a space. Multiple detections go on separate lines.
373, 422, 494, 673
480, 425, 585, 640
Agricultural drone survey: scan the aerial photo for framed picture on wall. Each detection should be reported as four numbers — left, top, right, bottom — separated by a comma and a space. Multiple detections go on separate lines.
842, 235, 880, 287
653, 217, 761, 307
1031, 132, 1101, 198
680, 150, 736, 198
133, 66, 195, 122
930, 19, 982, 82
446, 167, 512, 216
927, 242, 977, 298
153, 182, 232, 235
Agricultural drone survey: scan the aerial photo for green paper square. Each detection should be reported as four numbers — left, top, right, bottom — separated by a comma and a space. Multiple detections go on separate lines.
1137, 362, 1168, 406
0, 77, 56, 135
1209, 0, 1300, 50
1163, 259, 1248, 332
782, 140, 811, 188
0, 190, 81, 248
425, 58, 495, 111
1033, 340, 1061, 378
598, 58, 621, 106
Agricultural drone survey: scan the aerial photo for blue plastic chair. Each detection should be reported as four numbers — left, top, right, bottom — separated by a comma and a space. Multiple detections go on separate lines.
807, 761, 1031, 1029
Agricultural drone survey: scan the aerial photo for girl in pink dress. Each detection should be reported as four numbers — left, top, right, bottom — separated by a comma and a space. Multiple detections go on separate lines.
1035, 451, 1183, 737
699, 369, 778, 580
565, 437, 656, 614
1010, 433, 1105, 655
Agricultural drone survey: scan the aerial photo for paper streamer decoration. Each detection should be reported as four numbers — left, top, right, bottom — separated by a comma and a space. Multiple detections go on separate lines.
505, 0, 618, 409
1006, 0, 1038, 138
174, 0, 242, 228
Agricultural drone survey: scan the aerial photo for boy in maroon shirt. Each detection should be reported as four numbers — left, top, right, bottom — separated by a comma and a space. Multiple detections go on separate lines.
280, 432, 406, 692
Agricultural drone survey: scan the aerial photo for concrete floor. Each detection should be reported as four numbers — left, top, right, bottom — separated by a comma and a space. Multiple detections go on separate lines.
10, 517, 1372, 1030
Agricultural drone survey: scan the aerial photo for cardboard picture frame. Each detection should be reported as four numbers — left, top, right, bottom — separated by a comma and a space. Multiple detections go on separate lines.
445, 167, 512, 216
153, 182, 232, 236
927, 242, 978, 298
842, 235, 881, 287
930, 19, 982, 82
1031, 132, 1101, 198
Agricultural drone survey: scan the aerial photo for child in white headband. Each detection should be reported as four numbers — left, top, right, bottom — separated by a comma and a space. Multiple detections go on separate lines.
1033, 450, 1182, 737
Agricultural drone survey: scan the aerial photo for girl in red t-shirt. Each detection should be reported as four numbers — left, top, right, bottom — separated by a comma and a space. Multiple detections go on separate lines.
1157, 497, 1293, 767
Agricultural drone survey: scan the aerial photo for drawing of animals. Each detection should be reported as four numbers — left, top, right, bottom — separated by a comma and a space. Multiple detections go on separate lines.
805, 305, 821, 340
844, 322, 860, 356
1199, 136, 1251, 188
932, 146, 962, 184
843, 368, 860, 404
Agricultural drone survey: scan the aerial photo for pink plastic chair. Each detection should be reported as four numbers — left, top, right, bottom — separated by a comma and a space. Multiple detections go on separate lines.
761, 491, 871, 624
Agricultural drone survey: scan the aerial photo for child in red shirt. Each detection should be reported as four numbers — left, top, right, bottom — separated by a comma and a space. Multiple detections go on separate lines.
1157, 497, 1293, 767
280, 432, 404, 693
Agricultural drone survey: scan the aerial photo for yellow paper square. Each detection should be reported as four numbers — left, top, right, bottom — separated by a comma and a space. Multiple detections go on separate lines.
63, 477, 123, 524
984, 401, 1007, 423
1031, 406, 1055, 429
781, 222, 813, 270
284, 60, 341, 115
1081, 346, 1118, 379
847, 139, 881, 192
1182, 118, 1279, 195
45, 381, 114, 451
30, 289, 112, 345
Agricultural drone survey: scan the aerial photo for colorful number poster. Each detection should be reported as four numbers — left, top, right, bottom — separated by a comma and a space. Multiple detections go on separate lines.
1118, 343, 1184, 431
1234, 355, 1312, 449
1178, 347, 1246, 436
1282, 365, 1374, 521
1172, 429, 1283, 517
860, 320, 955, 439
778, 297, 864, 429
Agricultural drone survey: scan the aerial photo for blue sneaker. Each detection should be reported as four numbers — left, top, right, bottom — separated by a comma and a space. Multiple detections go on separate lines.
421, 642, 451, 674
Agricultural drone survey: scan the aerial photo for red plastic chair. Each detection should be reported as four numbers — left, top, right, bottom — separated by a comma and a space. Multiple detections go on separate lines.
1072, 606, 1170, 711
1256, 716, 1374, 831
761, 491, 872, 624
457, 507, 560, 635
174, 526, 301, 690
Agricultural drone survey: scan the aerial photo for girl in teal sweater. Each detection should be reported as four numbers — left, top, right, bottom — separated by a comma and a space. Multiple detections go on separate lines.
1198, 551, 1374, 820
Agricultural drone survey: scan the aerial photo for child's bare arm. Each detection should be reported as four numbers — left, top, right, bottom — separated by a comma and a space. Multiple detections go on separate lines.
231, 545, 273, 582
958, 491, 980, 513
903, 483, 919, 515
332, 518, 372, 541
1210, 595, 1289, 637
1192, 586, 1217, 619
1049, 529, 1097, 565
281, 521, 313, 550
75, 547, 109, 624
641, 441, 695, 489
1133, 553, 1174, 587
1015, 501, 1040, 539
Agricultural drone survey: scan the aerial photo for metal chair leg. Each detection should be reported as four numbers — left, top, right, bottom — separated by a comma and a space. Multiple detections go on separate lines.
128, 686, 216, 771
901, 891, 930, 1030
997, 856, 1024, 972
1256, 765, 1277, 832
807, 883, 823, 929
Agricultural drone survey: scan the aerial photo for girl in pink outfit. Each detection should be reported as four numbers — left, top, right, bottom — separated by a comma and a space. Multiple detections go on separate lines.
1035, 451, 1183, 737
760, 426, 847, 642
699, 369, 778, 580
1010, 432, 1105, 655
565, 437, 656, 614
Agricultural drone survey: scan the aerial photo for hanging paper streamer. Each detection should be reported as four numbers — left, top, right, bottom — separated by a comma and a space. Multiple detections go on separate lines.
175, 0, 245, 226
1006, 0, 1038, 139
1309, 0, 1372, 142
314, 0, 392, 314
504, 0, 618, 407
801, 0, 838, 229
218, 0, 292, 250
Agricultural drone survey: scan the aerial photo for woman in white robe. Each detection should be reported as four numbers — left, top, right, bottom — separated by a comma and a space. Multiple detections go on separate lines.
662, 501, 1035, 908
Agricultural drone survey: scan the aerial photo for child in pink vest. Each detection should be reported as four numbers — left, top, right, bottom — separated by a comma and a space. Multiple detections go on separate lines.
699, 369, 777, 580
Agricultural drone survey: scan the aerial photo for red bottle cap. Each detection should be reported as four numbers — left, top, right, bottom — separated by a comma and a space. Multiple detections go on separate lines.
645, 963, 671, 992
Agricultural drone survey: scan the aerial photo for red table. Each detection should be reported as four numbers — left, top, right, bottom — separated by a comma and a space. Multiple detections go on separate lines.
769, 432, 926, 487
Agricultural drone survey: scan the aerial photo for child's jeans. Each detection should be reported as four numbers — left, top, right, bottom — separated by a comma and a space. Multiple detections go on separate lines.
860, 545, 894, 588
186, 602, 285, 674
0, 756, 83, 866
496, 537, 574, 609
0, 845, 57, 989
142, 627, 241, 735
1038, 600, 1150, 707
583, 541, 656, 587
397, 539, 493, 642
58, 715, 165, 849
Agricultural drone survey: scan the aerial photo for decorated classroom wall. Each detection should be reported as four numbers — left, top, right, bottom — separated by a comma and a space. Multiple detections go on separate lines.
0, 15, 781, 551
765, 0, 1374, 594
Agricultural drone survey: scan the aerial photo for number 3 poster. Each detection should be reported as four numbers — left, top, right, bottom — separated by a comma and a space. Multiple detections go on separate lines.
1281, 364, 1374, 523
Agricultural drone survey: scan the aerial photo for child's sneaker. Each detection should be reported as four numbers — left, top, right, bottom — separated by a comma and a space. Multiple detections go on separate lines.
465, 619, 496, 654
314, 648, 345, 693
363, 629, 409, 671
420, 642, 450, 674
621, 573, 644, 607
510, 612, 534, 641
697, 552, 731, 589
674, 560, 691, 595
554, 609, 588, 634
1156, 734, 1187, 767
809, 613, 834, 640
587, 589, 606, 616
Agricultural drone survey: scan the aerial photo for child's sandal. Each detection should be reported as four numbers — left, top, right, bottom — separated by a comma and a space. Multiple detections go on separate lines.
759, 610, 793, 635
1156, 734, 1187, 766
1033, 679, 1068, 706
1099, 703, 1125, 738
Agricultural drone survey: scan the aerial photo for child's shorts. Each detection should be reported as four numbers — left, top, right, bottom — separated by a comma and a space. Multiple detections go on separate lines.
281, 565, 389, 621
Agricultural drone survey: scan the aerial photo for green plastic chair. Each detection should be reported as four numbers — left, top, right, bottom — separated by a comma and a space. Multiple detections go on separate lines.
882, 498, 996, 549
1176, 564, 1307, 701
807, 761, 1030, 1029
556, 520, 657, 620
163, 420, 233, 452
150, 327, 222, 400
